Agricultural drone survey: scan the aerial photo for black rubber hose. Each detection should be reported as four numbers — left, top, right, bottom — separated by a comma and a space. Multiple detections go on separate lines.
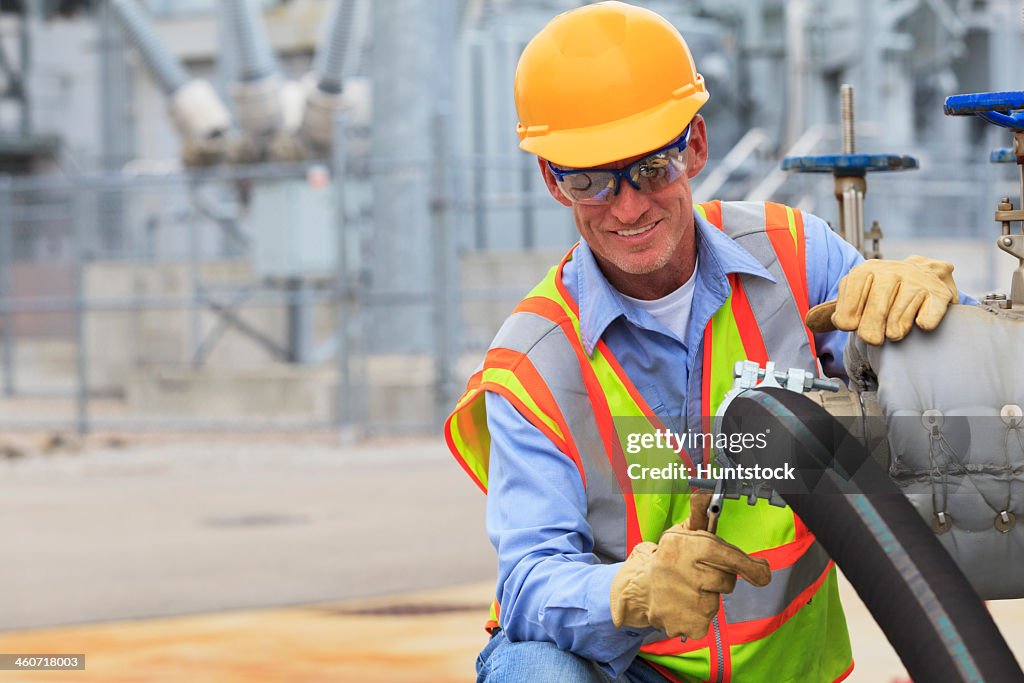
721, 387, 1023, 683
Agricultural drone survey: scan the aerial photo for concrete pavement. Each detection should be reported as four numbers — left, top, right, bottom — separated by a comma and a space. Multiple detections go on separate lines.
0, 433, 1021, 681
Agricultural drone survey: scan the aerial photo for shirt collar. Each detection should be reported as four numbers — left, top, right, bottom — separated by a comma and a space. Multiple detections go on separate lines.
573, 209, 776, 355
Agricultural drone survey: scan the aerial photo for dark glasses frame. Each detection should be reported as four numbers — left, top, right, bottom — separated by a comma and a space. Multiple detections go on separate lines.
546, 125, 692, 204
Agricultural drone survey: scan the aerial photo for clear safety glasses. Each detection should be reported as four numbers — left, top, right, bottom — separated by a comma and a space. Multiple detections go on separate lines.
547, 126, 691, 205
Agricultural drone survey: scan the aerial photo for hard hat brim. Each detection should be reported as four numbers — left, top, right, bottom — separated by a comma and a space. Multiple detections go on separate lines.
520, 92, 708, 168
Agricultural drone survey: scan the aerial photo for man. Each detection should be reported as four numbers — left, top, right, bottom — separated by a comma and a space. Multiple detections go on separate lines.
445, 3, 960, 681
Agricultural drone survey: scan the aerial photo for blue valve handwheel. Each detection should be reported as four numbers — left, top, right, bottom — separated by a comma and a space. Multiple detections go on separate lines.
991, 148, 1017, 163
944, 91, 1024, 131
781, 154, 919, 176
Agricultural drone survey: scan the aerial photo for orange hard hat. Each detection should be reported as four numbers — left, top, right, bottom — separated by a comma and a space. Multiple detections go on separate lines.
514, 1, 708, 168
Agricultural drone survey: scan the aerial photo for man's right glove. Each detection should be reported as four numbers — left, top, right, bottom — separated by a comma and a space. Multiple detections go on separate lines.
805, 255, 959, 345
609, 491, 772, 640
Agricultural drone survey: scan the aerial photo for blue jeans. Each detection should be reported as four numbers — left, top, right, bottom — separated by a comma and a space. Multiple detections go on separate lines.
476, 630, 669, 683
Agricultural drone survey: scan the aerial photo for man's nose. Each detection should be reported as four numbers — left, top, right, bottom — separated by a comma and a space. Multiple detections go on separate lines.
608, 181, 650, 224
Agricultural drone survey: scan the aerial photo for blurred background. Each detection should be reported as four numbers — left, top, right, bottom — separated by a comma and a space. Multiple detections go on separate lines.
0, 0, 1021, 681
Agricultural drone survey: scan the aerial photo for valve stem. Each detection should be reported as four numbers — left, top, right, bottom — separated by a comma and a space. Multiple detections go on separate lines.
840, 84, 856, 155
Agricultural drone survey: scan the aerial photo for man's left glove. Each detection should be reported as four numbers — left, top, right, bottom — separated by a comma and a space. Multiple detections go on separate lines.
805, 255, 959, 345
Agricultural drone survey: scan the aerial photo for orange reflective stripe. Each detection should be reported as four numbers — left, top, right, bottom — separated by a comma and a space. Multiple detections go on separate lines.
642, 628, 715, 656
641, 560, 834, 658
835, 660, 855, 682
764, 202, 818, 360
443, 417, 487, 493
729, 273, 768, 364
486, 599, 500, 634
516, 295, 572, 327
701, 314, 714, 458
717, 612, 732, 682
696, 199, 723, 227
699, 271, 771, 455
749, 529, 815, 568
445, 380, 570, 493
485, 347, 584, 488
792, 510, 811, 541
764, 202, 806, 300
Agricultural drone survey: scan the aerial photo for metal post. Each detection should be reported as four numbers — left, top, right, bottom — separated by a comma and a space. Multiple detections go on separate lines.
431, 112, 458, 424
784, 0, 808, 151
1015, 131, 1024, 212
18, 0, 31, 141
333, 111, 357, 441
520, 137, 536, 249
285, 276, 313, 364
470, 41, 488, 250
187, 180, 203, 367
0, 177, 13, 397
71, 181, 89, 435
370, 0, 454, 354
98, 1, 132, 254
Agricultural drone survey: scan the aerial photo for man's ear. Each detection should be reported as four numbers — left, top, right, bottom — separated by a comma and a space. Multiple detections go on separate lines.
686, 115, 709, 179
538, 157, 573, 207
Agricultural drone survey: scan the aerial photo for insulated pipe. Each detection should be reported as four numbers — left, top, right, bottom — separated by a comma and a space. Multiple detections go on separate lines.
314, 0, 357, 95
106, 0, 188, 94
224, 0, 278, 83
222, 0, 284, 138
721, 387, 1024, 683
106, 0, 231, 148
302, 0, 367, 151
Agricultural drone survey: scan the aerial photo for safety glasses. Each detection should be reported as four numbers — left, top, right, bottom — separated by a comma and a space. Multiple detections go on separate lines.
547, 126, 691, 205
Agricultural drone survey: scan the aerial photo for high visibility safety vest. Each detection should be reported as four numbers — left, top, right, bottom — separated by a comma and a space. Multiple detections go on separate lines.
445, 201, 854, 683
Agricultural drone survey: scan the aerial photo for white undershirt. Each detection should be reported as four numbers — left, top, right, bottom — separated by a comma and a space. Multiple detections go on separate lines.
619, 257, 699, 340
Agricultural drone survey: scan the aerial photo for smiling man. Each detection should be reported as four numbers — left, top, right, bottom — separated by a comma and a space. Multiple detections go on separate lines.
445, 3, 961, 682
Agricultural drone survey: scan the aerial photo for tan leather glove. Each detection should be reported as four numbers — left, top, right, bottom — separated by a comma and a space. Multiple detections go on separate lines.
609, 491, 771, 639
805, 255, 959, 346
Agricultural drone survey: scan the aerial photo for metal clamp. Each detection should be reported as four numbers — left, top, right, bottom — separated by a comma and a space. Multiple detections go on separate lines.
699, 362, 840, 517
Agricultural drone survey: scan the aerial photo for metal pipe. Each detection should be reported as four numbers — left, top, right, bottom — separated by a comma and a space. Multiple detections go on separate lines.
1015, 132, 1024, 212
71, 185, 89, 435
106, 0, 230, 148
784, 0, 808, 150
840, 84, 856, 154
222, 0, 284, 139
0, 177, 14, 397
19, 0, 31, 140
839, 183, 865, 255
333, 112, 355, 441
302, 0, 371, 151
431, 111, 457, 424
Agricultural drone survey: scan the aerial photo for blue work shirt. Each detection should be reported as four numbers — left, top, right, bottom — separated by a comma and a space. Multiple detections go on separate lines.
482, 208, 865, 676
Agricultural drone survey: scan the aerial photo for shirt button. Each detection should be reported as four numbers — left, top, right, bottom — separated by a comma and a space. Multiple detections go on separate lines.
626, 630, 641, 637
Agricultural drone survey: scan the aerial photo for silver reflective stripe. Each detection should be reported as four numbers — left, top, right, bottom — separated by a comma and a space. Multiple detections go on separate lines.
490, 310, 559, 354
527, 328, 628, 562
488, 310, 628, 562
723, 540, 831, 623
721, 202, 816, 374
720, 201, 768, 238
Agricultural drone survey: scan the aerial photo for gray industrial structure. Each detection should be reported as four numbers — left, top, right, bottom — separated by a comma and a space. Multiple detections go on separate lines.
0, 0, 1021, 436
